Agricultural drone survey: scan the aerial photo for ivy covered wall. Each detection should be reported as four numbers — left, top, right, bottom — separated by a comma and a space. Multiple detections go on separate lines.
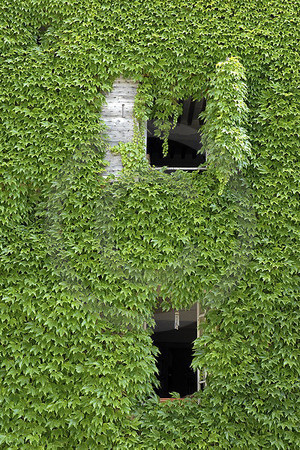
0, 1, 299, 448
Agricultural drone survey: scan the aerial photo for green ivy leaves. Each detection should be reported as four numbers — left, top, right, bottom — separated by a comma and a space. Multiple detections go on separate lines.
201, 57, 252, 193
0, 1, 299, 448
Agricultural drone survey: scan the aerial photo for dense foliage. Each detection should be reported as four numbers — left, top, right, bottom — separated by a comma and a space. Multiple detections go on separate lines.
1, 0, 299, 448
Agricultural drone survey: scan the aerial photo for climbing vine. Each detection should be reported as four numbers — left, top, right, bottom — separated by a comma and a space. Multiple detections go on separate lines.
110, 120, 147, 171
0, 1, 299, 448
201, 57, 252, 192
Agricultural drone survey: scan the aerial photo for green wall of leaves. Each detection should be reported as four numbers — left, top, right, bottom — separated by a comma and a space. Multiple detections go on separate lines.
1, 1, 299, 448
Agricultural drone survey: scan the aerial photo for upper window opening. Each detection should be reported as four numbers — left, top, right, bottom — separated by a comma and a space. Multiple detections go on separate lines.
147, 98, 206, 173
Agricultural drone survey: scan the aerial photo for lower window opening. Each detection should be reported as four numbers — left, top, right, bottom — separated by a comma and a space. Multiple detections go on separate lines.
152, 304, 198, 398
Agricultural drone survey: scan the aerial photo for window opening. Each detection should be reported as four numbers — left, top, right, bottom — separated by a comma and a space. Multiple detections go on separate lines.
152, 303, 201, 398
147, 98, 206, 173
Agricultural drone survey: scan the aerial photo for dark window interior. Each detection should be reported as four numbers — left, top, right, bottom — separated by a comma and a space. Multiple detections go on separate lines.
147, 98, 206, 172
152, 306, 197, 398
